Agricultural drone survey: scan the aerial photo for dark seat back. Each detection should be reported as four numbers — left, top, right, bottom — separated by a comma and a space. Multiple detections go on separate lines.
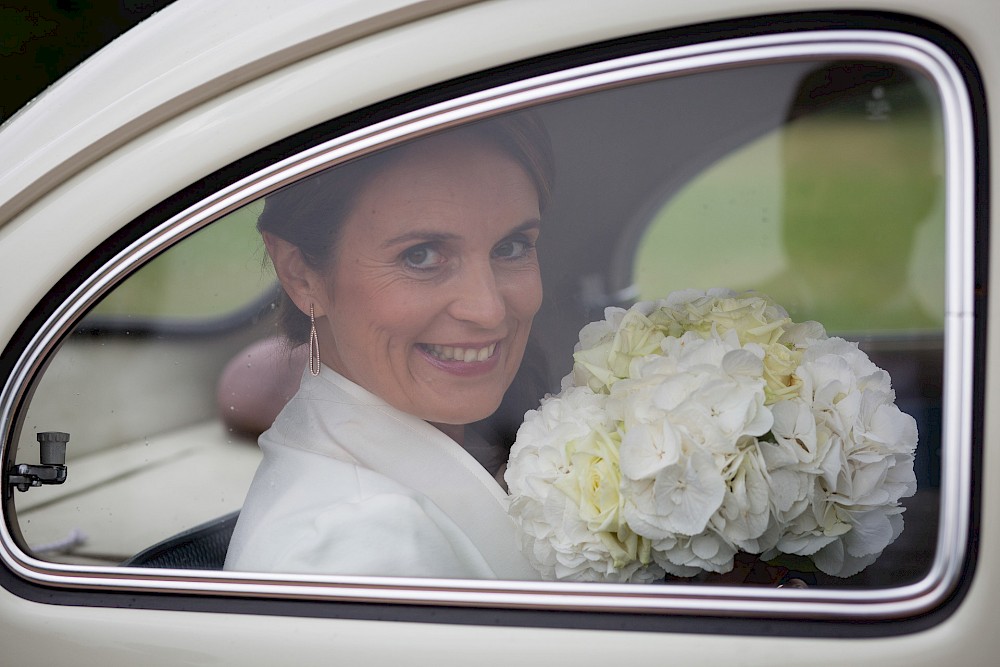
122, 511, 239, 569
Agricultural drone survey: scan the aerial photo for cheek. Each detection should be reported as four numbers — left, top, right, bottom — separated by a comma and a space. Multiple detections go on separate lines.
351, 293, 424, 344
506, 267, 543, 321
327, 267, 412, 334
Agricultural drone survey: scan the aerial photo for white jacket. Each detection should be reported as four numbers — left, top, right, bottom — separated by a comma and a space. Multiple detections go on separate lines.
224, 365, 539, 580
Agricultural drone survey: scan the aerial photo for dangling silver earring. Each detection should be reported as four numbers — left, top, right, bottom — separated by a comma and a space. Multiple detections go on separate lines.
308, 304, 321, 377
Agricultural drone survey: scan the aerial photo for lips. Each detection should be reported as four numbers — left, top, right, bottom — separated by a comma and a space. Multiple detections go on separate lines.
422, 342, 497, 363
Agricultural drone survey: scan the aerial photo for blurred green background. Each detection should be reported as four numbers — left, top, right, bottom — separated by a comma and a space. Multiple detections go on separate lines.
636, 69, 944, 335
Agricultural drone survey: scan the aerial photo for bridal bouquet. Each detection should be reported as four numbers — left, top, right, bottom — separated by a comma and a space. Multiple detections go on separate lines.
505, 289, 918, 583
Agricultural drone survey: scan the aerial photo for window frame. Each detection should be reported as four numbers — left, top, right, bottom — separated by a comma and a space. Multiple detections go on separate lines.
0, 21, 982, 630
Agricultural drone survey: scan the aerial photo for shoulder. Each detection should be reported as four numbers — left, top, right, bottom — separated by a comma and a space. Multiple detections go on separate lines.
226, 459, 498, 579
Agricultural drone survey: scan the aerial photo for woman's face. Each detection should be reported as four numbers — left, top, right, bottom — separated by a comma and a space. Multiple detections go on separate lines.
312, 134, 543, 427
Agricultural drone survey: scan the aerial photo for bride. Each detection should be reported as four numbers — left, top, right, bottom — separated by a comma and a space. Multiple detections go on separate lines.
224, 115, 553, 579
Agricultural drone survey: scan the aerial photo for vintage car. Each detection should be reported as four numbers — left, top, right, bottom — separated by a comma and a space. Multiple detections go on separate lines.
1, 0, 996, 663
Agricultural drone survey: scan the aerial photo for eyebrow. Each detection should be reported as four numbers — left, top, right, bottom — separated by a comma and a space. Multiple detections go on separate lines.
381, 230, 459, 249
381, 218, 541, 249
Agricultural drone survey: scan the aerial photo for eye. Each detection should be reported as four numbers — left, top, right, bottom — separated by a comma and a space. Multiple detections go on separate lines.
492, 236, 535, 261
402, 243, 444, 269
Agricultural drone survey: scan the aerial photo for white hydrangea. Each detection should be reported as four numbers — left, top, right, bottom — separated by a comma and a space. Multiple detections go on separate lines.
609, 331, 772, 546
652, 528, 739, 576
507, 290, 918, 581
506, 386, 663, 582
765, 337, 918, 576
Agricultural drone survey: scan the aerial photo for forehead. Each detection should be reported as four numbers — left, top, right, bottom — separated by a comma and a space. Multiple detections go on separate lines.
343, 134, 541, 235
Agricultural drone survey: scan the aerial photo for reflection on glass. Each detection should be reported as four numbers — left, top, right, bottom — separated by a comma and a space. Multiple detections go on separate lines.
90, 201, 270, 321
769, 61, 943, 332
11, 59, 945, 591
633, 60, 944, 588
636, 61, 944, 334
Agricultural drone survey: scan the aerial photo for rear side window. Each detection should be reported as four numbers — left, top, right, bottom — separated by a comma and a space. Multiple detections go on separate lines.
1, 24, 977, 628
634, 61, 943, 334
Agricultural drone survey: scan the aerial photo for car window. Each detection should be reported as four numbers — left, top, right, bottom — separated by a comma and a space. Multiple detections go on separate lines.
2, 28, 975, 624
88, 201, 271, 322
633, 61, 943, 334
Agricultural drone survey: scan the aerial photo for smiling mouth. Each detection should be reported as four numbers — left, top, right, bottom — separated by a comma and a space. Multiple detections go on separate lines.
421, 342, 497, 363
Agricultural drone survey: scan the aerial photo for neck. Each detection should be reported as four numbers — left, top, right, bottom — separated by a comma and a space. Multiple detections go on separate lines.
430, 421, 465, 446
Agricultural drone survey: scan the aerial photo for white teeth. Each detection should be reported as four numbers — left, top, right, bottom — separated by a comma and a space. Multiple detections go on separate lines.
425, 343, 496, 362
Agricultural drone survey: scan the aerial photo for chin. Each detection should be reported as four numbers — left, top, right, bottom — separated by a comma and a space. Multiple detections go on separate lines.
425, 397, 503, 426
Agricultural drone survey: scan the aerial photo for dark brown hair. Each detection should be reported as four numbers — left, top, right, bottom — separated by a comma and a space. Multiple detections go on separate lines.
258, 112, 555, 344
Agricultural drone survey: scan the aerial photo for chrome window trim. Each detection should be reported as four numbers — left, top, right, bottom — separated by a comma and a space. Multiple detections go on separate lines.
1, 29, 975, 621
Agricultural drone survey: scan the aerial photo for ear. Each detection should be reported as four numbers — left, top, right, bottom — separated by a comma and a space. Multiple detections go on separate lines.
262, 232, 327, 317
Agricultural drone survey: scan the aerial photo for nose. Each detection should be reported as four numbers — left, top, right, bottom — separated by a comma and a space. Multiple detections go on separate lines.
448, 259, 506, 329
